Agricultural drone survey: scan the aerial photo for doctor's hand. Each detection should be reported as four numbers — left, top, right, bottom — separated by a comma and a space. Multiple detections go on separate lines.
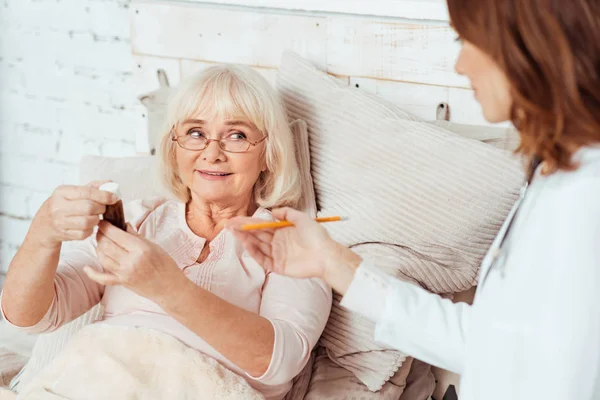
227, 208, 362, 292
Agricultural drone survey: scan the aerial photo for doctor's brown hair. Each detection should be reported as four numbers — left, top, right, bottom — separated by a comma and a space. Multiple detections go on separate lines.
447, 0, 600, 173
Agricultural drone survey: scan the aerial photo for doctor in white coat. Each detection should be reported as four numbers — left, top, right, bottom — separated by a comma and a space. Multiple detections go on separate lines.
228, 0, 600, 399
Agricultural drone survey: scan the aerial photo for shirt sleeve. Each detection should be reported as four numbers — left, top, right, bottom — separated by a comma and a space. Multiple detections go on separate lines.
0, 237, 104, 333
526, 176, 600, 400
0, 197, 166, 333
341, 263, 471, 374
245, 273, 332, 386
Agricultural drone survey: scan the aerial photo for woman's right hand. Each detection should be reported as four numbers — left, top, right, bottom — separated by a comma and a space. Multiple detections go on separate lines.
227, 208, 362, 284
31, 181, 118, 249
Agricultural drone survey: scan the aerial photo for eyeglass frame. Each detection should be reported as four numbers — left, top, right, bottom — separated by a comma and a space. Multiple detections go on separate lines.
170, 125, 268, 154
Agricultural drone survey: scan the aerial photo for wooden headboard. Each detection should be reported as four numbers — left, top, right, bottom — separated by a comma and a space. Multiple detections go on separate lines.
129, 0, 510, 153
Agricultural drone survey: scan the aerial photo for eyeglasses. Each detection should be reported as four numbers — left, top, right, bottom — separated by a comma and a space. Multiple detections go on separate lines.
171, 127, 267, 153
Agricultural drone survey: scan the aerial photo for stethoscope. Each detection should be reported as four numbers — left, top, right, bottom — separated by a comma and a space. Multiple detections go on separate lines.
481, 157, 542, 283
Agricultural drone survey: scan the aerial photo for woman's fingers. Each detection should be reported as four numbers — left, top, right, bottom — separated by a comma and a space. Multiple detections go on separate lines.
96, 250, 121, 274
232, 229, 273, 252
59, 215, 100, 231
235, 231, 274, 270
36, 183, 118, 247
230, 225, 277, 272
98, 221, 139, 250
225, 216, 262, 231
236, 229, 274, 246
59, 185, 118, 205
68, 200, 107, 217
270, 207, 302, 223
97, 230, 128, 253
271, 207, 314, 229
83, 266, 120, 286
63, 228, 95, 241
54, 215, 101, 241
253, 229, 274, 244
254, 237, 272, 257
227, 217, 274, 243
246, 241, 274, 272
254, 239, 272, 261
97, 231, 128, 262
125, 223, 138, 235
56, 215, 99, 239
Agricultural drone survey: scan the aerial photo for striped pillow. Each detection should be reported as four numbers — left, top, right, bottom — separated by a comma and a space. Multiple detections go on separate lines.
276, 51, 523, 391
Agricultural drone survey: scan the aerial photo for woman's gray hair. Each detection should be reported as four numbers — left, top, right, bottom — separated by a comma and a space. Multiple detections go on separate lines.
158, 64, 301, 209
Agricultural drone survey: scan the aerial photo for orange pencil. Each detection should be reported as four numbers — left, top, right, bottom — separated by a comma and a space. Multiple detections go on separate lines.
240, 216, 345, 231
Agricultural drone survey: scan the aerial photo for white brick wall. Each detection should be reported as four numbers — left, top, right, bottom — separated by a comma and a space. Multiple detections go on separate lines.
0, 0, 139, 274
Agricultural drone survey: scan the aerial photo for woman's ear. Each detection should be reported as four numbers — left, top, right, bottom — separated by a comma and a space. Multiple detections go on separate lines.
261, 157, 268, 172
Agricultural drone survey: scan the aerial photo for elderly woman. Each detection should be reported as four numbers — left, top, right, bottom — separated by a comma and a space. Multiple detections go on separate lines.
0, 65, 331, 399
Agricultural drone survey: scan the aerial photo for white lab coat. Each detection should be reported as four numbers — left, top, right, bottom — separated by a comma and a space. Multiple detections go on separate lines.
341, 146, 600, 400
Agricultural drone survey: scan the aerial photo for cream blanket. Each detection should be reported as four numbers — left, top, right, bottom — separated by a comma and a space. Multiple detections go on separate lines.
0, 324, 263, 400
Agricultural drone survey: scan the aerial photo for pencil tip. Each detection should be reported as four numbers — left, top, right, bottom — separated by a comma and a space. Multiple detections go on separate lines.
339, 216, 349, 221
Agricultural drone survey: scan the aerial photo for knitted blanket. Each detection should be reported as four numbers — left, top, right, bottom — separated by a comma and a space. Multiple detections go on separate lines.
0, 324, 263, 400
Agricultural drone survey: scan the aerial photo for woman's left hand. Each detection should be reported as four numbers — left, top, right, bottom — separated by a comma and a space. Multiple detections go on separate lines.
84, 221, 186, 304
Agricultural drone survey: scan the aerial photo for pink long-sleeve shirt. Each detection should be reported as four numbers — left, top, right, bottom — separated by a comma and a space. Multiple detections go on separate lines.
0, 198, 332, 400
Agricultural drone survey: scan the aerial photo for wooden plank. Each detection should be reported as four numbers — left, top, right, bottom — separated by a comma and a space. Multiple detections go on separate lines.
176, 0, 450, 21
179, 59, 278, 87
349, 77, 510, 127
328, 17, 470, 88
131, 2, 463, 87
131, 2, 328, 70
447, 88, 498, 127
180, 59, 350, 91
132, 104, 149, 154
350, 76, 449, 121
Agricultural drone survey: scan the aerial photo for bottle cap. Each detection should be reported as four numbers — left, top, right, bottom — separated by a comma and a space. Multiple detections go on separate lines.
99, 182, 122, 199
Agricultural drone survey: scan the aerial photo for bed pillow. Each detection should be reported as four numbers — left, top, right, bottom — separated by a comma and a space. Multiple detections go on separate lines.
305, 347, 417, 400
290, 119, 317, 216
78, 155, 169, 201
277, 51, 524, 391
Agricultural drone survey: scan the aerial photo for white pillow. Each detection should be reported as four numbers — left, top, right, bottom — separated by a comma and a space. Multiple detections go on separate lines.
78, 155, 169, 202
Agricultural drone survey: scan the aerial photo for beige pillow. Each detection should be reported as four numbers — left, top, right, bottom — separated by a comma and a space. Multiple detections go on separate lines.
277, 51, 524, 391
305, 347, 416, 400
290, 119, 317, 216
78, 155, 169, 202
